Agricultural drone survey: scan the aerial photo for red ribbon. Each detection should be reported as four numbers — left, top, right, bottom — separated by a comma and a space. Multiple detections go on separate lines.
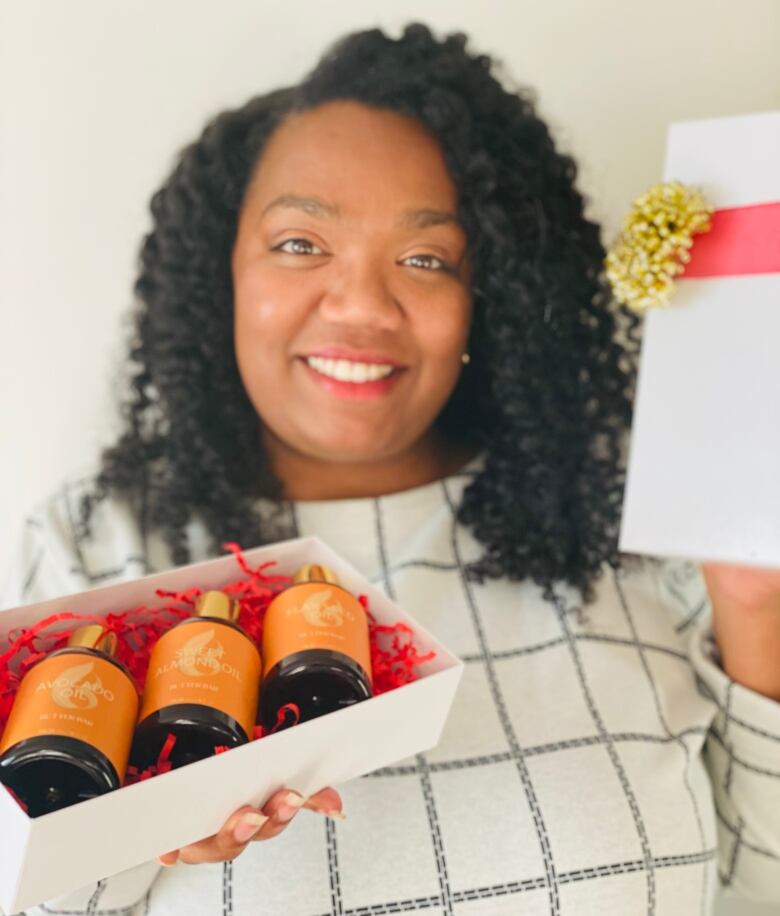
681, 200, 780, 278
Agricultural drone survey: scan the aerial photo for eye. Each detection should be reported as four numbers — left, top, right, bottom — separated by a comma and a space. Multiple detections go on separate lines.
273, 238, 325, 256
402, 253, 451, 272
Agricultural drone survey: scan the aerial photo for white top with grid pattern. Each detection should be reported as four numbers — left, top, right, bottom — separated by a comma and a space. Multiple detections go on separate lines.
2, 464, 779, 916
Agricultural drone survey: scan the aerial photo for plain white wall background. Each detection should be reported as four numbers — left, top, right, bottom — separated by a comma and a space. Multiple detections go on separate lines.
0, 2, 778, 912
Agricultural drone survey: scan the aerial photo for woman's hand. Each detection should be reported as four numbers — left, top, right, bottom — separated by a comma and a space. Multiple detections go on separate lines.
155, 786, 343, 866
700, 562, 780, 701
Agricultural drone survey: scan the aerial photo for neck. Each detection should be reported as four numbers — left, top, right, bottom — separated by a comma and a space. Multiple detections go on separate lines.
264, 430, 478, 501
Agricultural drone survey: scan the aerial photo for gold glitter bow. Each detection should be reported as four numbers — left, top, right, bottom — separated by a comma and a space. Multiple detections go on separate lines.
605, 181, 714, 313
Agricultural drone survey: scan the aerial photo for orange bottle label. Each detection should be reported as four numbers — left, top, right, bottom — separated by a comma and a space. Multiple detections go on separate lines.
139, 620, 261, 740
0, 652, 139, 780
262, 582, 372, 683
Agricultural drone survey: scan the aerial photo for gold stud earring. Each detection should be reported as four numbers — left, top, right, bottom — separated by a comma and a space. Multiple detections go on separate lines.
461, 352, 471, 365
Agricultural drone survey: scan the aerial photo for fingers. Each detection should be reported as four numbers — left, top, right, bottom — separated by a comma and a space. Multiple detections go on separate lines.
303, 786, 345, 820
252, 788, 306, 841
156, 804, 270, 866
155, 787, 343, 867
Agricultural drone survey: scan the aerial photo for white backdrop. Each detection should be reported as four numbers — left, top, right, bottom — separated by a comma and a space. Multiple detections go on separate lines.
0, 2, 778, 912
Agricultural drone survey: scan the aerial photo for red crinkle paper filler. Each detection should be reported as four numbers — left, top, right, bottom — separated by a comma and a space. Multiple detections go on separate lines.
0, 543, 434, 788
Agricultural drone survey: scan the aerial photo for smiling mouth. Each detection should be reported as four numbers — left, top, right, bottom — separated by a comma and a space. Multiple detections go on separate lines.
303, 355, 401, 384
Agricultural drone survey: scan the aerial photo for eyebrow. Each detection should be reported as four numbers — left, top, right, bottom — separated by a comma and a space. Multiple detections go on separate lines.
400, 208, 460, 230
262, 194, 342, 220
261, 194, 461, 230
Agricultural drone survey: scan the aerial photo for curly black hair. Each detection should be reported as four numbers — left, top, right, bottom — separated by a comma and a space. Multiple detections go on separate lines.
80, 22, 643, 604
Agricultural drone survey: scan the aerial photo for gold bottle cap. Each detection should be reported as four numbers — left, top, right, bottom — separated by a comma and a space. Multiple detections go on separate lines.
292, 564, 339, 585
194, 590, 240, 622
67, 624, 119, 657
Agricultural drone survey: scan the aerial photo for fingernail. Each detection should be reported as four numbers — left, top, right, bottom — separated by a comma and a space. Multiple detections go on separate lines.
234, 811, 268, 844
156, 854, 178, 867
276, 792, 305, 823
305, 800, 347, 821
323, 809, 346, 821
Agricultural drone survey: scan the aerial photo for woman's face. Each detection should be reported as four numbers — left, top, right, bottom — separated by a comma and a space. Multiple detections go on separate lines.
232, 100, 472, 469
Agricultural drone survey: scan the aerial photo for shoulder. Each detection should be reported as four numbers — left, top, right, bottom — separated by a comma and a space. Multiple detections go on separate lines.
1, 466, 161, 609
593, 555, 712, 644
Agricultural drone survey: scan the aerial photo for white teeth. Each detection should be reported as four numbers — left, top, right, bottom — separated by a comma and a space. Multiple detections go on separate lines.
305, 356, 396, 383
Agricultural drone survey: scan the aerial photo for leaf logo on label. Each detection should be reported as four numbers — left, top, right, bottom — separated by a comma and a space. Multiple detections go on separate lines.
300, 589, 344, 627
175, 628, 224, 676
49, 660, 105, 710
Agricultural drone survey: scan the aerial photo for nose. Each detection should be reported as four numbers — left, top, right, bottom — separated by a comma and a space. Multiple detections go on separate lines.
317, 258, 404, 331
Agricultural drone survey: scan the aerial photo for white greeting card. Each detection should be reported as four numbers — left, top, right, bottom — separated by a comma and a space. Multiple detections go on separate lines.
619, 110, 780, 566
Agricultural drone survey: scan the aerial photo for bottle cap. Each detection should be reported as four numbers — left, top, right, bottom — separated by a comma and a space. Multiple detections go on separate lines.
194, 590, 240, 622
293, 564, 339, 585
67, 624, 119, 657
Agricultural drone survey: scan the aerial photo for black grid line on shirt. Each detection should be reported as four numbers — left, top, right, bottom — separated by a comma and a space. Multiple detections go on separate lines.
715, 804, 779, 860
21, 530, 45, 599
661, 566, 710, 634
723, 711, 780, 744
86, 880, 107, 916
460, 632, 690, 666
674, 599, 709, 634
61, 482, 90, 581
550, 586, 657, 914
368, 560, 458, 582
708, 725, 780, 779
68, 558, 148, 585
30, 850, 717, 916
722, 815, 745, 888
440, 480, 561, 915
336, 849, 717, 916
723, 739, 736, 797
721, 682, 737, 796
365, 726, 710, 778
222, 860, 233, 916
454, 848, 717, 901
37, 903, 136, 916
416, 752, 453, 914
62, 479, 151, 584
325, 816, 345, 916
341, 896, 441, 915
61, 479, 150, 584
694, 672, 780, 743
373, 497, 453, 916
722, 680, 736, 742
613, 568, 710, 916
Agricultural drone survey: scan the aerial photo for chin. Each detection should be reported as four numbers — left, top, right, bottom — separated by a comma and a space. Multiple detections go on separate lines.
301, 431, 405, 465
311, 443, 397, 465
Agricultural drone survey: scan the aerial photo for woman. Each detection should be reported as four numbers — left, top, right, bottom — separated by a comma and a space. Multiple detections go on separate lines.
4, 23, 779, 916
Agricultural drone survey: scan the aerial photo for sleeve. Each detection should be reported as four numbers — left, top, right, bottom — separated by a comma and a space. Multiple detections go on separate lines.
0, 486, 164, 915
656, 557, 780, 905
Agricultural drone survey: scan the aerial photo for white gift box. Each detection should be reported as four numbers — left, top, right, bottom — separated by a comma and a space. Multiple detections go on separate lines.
619, 109, 780, 566
0, 536, 463, 914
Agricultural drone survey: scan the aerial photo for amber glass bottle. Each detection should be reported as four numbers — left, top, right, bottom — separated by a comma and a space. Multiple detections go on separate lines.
131, 590, 261, 771
0, 625, 139, 817
259, 564, 373, 731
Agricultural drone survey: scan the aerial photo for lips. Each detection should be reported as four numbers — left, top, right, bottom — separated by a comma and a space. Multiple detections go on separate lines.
312, 357, 393, 383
